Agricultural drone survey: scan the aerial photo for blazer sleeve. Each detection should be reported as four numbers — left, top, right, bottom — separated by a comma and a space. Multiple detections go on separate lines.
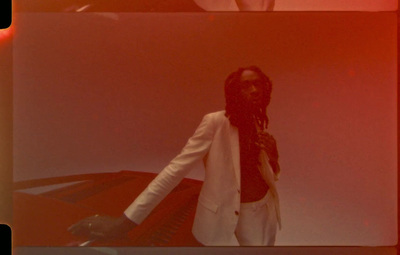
124, 113, 215, 224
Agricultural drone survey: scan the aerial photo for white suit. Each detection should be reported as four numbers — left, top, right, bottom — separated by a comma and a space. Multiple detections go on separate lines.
124, 110, 281, 245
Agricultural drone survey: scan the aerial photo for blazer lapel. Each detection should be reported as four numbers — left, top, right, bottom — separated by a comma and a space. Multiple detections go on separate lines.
229, 124, 241, 188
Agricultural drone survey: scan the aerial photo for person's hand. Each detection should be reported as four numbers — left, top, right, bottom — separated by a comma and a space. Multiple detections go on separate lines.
68, 214, 137, 241
256, 132, 280, 175
256, 131, 279, 162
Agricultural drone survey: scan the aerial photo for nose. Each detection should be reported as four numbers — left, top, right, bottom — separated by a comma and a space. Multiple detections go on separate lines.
249, 85, 260, 95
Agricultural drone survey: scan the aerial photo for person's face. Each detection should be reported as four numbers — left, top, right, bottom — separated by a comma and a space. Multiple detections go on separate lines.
239, 70, 265, 108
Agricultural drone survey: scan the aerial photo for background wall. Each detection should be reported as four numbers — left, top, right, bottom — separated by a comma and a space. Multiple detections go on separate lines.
13, 12, 397, 246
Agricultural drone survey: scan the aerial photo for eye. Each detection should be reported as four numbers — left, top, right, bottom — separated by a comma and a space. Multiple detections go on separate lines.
240, 81, 253, 89
253, 80, 264, 87
241, 80, 263, 88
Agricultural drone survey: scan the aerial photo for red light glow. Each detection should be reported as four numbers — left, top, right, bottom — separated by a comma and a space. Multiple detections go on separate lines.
0, 25, 14, 41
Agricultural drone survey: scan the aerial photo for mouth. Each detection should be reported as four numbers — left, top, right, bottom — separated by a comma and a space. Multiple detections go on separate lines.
252, 97, 262, 104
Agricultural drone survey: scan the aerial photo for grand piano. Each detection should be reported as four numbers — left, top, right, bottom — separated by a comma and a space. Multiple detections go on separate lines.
13, 170, 202, 246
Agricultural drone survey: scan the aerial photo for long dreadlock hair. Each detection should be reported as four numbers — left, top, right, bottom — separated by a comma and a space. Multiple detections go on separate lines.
224, 66, 272, 129
224, 66, 273, 168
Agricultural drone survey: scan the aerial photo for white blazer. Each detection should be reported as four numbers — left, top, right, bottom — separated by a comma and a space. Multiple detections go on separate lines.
124, 110, 281, 245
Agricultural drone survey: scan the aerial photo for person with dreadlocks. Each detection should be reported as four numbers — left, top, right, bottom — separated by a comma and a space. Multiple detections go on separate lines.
69, 66, 281, 246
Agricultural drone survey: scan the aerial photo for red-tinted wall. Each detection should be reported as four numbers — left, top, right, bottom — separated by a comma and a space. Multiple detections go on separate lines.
12, 12, 397, 245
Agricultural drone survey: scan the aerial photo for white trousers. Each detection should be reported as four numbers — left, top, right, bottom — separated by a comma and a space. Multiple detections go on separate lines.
234, 191, 278, 246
